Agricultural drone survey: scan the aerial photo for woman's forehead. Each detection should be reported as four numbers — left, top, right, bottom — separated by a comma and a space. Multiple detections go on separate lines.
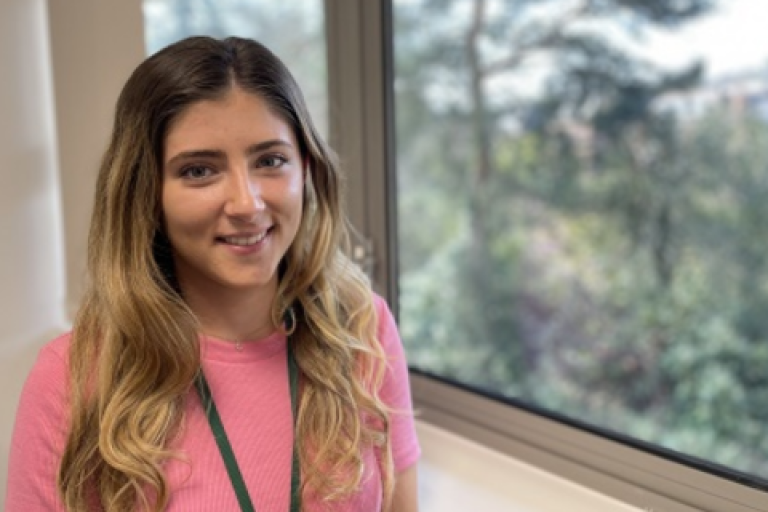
163, 88, 299, 161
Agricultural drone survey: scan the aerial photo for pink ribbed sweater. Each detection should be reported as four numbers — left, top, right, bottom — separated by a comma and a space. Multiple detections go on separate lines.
5, 296, 420, 511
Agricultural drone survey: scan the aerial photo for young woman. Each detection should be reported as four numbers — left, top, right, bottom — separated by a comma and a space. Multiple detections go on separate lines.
5, 36, 420, 511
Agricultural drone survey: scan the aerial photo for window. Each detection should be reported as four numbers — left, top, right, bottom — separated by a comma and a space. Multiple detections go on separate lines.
136, 0, 768, 508
392, 0, 768, 492
142, 0, 328, 137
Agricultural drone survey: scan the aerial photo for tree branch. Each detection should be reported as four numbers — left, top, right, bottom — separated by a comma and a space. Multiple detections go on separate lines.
481, 0, 593, 77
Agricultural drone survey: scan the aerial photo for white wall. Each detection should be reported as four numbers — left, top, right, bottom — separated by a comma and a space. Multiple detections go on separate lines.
0, 0, 144, 503
0, 2, 63, 343
47, 0, 146, 318
0, 0, 65, 502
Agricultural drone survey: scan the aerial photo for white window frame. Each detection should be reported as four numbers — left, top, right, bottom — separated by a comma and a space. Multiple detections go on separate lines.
325, 1, 768, 511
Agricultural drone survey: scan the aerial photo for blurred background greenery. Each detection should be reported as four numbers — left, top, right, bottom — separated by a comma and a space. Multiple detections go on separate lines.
393, 0, 768, 479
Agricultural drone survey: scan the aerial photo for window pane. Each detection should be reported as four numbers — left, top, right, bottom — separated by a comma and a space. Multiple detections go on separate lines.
143, 0, 328, 137
393, 0, 768, 482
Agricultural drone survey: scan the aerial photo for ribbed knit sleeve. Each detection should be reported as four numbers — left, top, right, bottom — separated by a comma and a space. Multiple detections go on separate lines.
5, 334, 70, 512
373, 295, 421, 472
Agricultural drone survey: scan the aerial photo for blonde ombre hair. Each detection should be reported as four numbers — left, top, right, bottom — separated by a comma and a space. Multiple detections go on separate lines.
59, 36, 393, 511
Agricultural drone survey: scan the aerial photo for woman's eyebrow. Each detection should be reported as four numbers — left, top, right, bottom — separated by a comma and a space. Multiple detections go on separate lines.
165, 149, 224, 167
245, 139, 294, 156
165, 140, 294, 167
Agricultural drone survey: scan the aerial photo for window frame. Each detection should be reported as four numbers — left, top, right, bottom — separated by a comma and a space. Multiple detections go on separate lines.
325, 0, 398, 301
324, 0, 768, 510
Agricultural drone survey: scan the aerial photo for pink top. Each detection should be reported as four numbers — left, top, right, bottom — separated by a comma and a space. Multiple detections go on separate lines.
5, 295, 420, 511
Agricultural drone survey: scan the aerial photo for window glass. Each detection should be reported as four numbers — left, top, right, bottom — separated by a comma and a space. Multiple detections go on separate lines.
394, 0, 768, 481
143, 0, 328, 136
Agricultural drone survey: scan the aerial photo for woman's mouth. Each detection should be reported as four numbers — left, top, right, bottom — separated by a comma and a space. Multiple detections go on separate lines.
217, 227, 273, 248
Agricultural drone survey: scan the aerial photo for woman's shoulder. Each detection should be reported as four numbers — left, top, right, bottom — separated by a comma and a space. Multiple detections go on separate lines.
44, 330, 72, 356
22, 331, 72, 397
371, 291, 393, 323
36, 331, 72, 368
371, 292, 390, 317
369, 293, 403, 354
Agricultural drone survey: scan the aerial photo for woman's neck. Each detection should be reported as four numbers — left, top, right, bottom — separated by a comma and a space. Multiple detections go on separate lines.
180, 279, 278, 343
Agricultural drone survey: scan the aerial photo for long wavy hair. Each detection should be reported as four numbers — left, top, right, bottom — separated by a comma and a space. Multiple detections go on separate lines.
58, 36, 393, 511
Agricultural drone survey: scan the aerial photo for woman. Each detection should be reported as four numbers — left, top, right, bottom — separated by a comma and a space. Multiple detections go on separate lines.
6, 36, 420, 511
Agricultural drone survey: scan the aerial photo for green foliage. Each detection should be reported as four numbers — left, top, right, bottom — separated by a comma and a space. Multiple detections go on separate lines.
394, 0, 768, 480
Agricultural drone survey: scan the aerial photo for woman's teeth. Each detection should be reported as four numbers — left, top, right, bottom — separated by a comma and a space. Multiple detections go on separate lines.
222, 231, 268, 246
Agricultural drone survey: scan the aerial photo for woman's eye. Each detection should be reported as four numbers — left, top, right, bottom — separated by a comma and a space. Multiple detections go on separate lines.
180, 165, 213, 180
259, 155, 287, 168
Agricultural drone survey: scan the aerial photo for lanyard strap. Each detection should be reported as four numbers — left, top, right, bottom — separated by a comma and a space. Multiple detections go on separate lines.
195, 345, 301, 512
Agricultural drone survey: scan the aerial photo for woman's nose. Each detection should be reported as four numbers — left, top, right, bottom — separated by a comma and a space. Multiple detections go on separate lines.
225, 169, 265, 219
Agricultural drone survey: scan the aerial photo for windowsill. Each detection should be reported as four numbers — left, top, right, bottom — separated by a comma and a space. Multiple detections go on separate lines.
416, 421, 642, 512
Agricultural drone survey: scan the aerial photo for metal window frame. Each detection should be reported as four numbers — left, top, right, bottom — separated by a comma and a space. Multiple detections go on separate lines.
411, 374, 767, 512
326, 1, 767, 510
324, 0, 398, 303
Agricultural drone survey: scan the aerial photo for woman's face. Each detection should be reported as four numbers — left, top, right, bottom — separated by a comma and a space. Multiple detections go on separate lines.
161, 86, 305, 297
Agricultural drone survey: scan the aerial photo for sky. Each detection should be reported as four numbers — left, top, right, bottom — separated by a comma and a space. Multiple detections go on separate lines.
641, 0, 768, 79
477, 0, 768, 106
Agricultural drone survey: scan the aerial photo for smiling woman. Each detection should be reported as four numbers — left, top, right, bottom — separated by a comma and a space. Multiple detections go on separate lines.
161, 89, 306, 330
4, 36, 420, 512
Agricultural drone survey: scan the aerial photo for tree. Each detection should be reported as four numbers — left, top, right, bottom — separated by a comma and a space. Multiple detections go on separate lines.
395, 0, 713, 387
392, 0, 768, 478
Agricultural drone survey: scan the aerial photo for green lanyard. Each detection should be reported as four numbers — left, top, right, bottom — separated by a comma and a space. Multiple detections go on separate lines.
195, 345, 301, 512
